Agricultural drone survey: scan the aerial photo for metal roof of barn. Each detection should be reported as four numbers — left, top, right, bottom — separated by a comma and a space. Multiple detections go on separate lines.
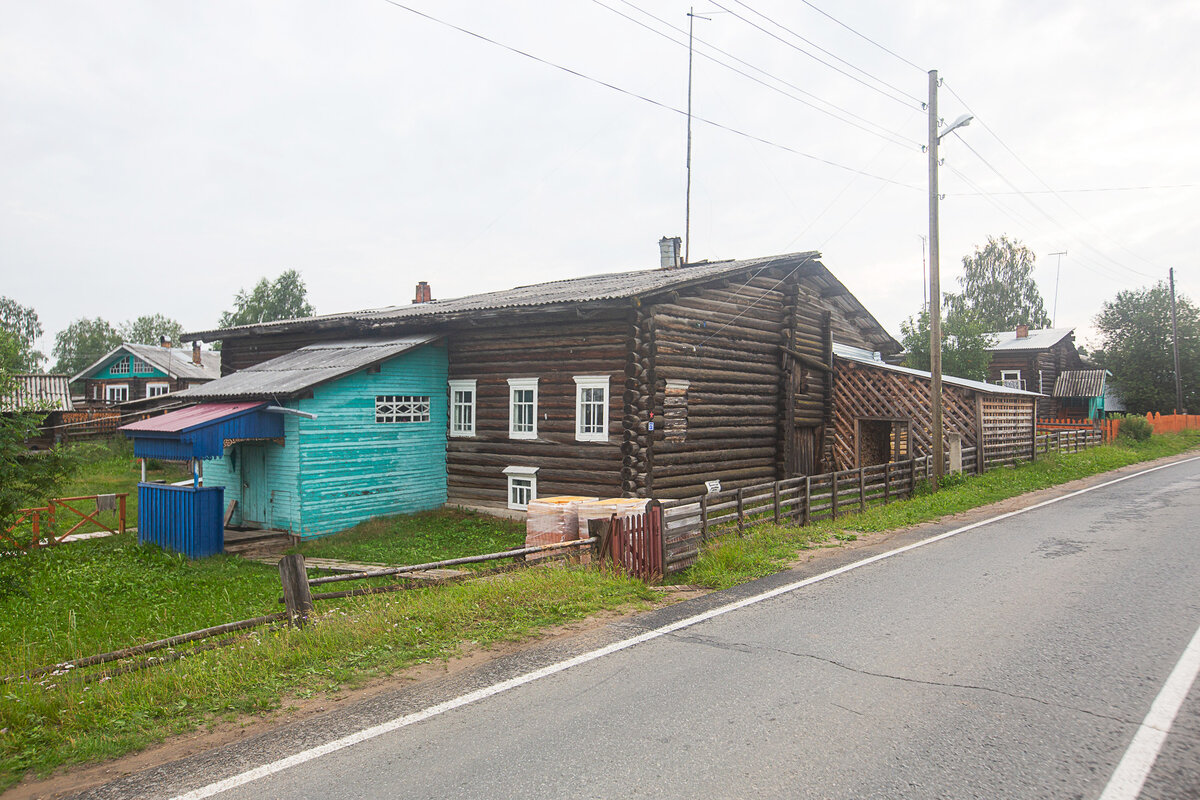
833, 342, 1044, 397
120, 402, 283, 460
984, 328, 1074, 352
71, 342, 221, 383
1052, 369, 1108, 398
179, 335, 439, 400
0, 374, 74, 413
183, 252, 901, 354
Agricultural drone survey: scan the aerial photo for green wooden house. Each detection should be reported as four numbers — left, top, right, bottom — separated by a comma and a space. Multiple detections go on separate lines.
73, 342, 221, 404
181, 336, 448, 537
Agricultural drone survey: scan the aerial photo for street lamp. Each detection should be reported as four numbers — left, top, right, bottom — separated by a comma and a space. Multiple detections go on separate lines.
927, 70, 972, 490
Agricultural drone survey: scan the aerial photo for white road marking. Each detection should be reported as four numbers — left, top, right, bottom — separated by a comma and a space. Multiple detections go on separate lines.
1098, 621, 1200, 800
171, 455, 1200, 800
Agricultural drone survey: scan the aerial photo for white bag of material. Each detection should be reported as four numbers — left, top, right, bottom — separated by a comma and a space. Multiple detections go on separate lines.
525, 496, 598, 557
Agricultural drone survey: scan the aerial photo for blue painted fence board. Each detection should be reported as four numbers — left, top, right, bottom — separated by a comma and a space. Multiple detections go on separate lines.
138, 483, 225, 558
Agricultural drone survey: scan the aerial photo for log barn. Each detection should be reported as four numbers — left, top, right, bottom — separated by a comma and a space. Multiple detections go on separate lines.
186, 250, 977, 519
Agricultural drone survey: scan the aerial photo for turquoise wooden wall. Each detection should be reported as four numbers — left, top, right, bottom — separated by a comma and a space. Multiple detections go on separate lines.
203, 342, 448, 538
95, 352, 168, 379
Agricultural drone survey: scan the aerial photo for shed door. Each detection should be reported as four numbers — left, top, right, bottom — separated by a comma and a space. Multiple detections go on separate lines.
239, 444, 269, 527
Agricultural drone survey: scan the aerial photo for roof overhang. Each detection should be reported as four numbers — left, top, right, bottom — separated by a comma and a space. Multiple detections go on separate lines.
120, 402, 284, 460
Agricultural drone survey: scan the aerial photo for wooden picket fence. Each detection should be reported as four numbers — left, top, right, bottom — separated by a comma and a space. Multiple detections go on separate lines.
1146, 412, 1200, 434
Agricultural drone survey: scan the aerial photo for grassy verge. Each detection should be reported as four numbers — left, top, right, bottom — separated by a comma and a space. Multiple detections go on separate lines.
293, 509, 526, 567
685, 431, 1200, 590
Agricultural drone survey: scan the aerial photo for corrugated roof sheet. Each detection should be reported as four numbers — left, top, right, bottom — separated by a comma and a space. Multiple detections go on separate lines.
0, 374, 75, 413
183, 252, 900, 353
180, 335, 439, 400
984, 328, 1074, 352
1053, 369, 1107, 398
121, 402, 266, 433
833, 342, 1043, 397
71, 343, 222, 383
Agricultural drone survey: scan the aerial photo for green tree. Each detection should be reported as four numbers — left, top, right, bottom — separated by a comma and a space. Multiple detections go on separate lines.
119, 314, 184, 347
900, 309, 992, 383
218, 269, 315, 329
51, 317, 122, 377
0, 297, 45, 372
943, 235, 1052, 331
1092, 282, 1199, 414
0, 330, 76, 535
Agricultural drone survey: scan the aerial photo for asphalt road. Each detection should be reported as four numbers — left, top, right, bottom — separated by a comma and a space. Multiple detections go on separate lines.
79, 456, 1200, 799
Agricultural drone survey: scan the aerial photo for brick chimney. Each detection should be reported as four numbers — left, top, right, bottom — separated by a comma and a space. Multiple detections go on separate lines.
159, 335, 172, 348
192, 341, 202, 365
412, 281, 433, 304
1016, 324, 1029, 339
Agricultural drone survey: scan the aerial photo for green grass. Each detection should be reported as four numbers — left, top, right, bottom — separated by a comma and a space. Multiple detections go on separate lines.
293, 509, 527, 567
684, 431, 1200, 590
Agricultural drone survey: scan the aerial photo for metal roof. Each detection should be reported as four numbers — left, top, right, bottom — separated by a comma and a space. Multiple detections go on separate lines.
183, 252, 900, 353
984, 328, 1074, 352
180, 335, 439, 400
122, 401, 266, 433
71, 342, 222, 383
0, 374, 74, 413
1052, 369, 1108, 398
121, 402, 282, 461
833, 342, 1043, 397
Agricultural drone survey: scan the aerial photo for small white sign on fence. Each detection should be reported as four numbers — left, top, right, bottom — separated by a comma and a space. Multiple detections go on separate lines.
704, 479, 721, 494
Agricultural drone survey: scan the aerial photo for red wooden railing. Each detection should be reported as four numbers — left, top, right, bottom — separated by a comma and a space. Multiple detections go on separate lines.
607, 504, 663, 580
2, 494, 128, 551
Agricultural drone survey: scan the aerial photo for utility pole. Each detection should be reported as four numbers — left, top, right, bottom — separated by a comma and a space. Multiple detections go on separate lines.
684, 8, 710, 266
1049, 250, 1067, 327
920, 235, 928, 312
1170, 267, 1184, 413
927, 70, 944, 489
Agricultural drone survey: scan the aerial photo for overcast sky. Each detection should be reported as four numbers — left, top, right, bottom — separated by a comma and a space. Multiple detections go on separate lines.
3, 0, 1197, 363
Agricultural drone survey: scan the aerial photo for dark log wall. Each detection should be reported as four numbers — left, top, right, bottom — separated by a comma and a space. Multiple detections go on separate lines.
218, 331, 333, 376
986, 334, 1084, 419
444, 317, 628, 508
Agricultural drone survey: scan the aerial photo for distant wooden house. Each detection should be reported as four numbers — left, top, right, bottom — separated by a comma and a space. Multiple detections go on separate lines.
73, 342, 220, 405
984, 326, 1084, 418
1051, 369, 1110, 421
0, 374, 74, 448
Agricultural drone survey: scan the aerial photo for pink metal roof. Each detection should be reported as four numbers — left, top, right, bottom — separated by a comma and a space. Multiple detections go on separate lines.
120, 402, 266, 433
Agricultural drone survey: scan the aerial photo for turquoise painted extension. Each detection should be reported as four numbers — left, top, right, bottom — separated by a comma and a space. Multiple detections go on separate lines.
203, 342, 449, 538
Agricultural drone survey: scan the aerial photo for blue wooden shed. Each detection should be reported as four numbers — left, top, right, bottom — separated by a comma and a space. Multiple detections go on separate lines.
167, 336, 449, 539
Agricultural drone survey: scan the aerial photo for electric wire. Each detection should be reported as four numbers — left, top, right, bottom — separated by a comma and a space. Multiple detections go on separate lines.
788, 0, 926, 73
594, 0, 921, 149
947, 184, 1199, 196
378, 1, 921, 190
709, 0, 924, 110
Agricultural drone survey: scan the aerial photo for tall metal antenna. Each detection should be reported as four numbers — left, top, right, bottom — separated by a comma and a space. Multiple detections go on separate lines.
1048, 250, 1067, 327
685, 7, 710, 266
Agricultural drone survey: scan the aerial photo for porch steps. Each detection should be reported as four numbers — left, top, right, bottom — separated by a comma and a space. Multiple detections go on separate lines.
223, 528, 292, 559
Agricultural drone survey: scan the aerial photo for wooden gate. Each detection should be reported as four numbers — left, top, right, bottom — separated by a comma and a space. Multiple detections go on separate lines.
608, 503, 663, 580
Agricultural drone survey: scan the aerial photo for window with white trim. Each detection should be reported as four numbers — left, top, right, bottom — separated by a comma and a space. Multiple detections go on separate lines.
146, 382, 170, 398
375, 395, 431, 423
573, 375, 609, 441
503, 466, 538, 510
109, 357, 130, 375
1000, 370, 1023, 389
448, 379, 477, 437
132, 357, 150, 373
507, 378, 538, 439
106, 384, 129, 402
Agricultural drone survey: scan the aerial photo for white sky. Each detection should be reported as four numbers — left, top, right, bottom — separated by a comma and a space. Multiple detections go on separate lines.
3, 0, 1197, 361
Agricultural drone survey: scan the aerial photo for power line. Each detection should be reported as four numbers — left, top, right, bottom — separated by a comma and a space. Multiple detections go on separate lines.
594, 0, 922, 149
378, 1, 921, 190
709, 0, 924, 110
947, 183, 1199, 196
788, 0, 926, 73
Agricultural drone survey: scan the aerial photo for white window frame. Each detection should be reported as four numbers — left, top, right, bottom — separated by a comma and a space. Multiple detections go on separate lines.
146, 382, 170, 398
375, 395, 431, 424
507, 378, 538, 439
108, 357, 130, 375
106, 384, 129, 403
573, 375, 610, 442
448, 379, 477, 437
1000, 370, 1023, 389
503, 465, 538, 510
132, 357, 150, 374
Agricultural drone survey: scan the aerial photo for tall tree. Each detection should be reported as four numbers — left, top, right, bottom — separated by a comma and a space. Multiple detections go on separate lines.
119, 314, 184, 347
0, 297, 45, 372
218, 269, 316, 329
51, 318, 122, 377
1092, 282, 1198, 414
899, 310, 992, 383
943, 235, 1052, 331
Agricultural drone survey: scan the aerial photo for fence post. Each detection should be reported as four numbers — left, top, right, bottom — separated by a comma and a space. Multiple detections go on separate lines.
773, 482, 781, 525
831, 472, 839, 520
858, 468, 866, 512
278, 554, 313, 628
699, 493, 709, 542
803, 475, 811, 525
649, 500, 665, 580
118, 495, 127, 535
588, 516, 613, 564
909, 458, 917, 497
884, 463, 891, 502
736, 487, 745, 535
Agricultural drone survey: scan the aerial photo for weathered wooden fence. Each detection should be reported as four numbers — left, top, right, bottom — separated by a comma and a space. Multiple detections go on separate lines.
657, 427, 1107, 576
2, 493, 128, 551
